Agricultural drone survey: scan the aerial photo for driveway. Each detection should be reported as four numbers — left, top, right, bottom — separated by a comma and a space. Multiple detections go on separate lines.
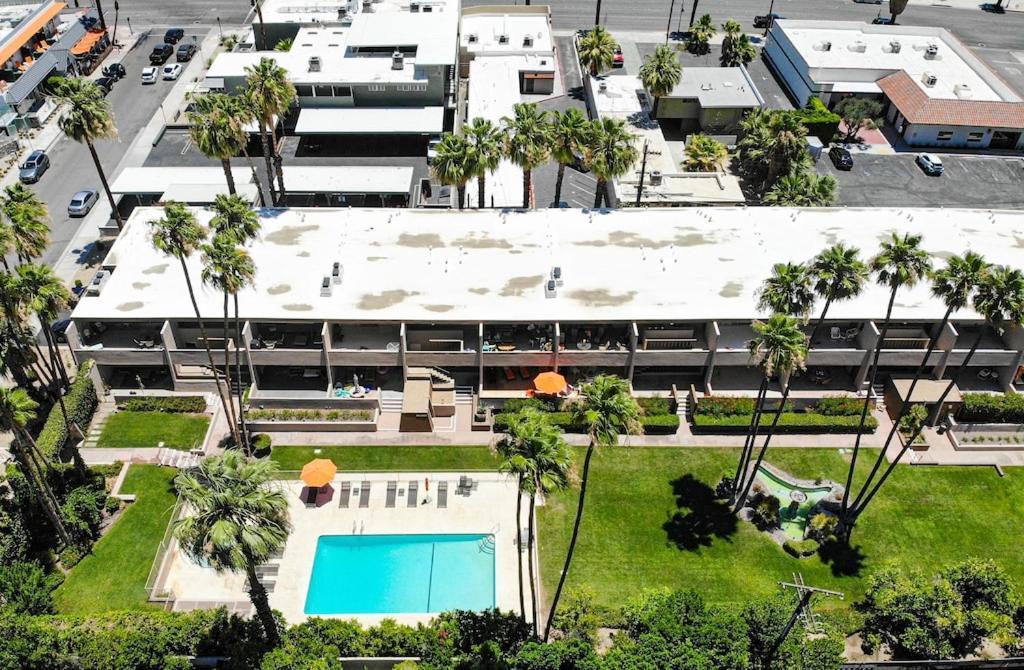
818, 153, 1024, 208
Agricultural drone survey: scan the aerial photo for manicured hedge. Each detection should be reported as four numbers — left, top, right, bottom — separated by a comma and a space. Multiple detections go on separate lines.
692, 412, 877, 434
637, 396, 673, 416
783, 538, 820, 558
794, 96, 841, 143
959, 392, 1024, 424
493, 411, 680, 435
815, 395, 865, 416
694, 396, 758, 417
38, 361, 97, 462
247, 408, 374, 422
118, 396, 206, 413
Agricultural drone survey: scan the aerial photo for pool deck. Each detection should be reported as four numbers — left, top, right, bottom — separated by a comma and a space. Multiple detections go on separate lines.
159, 472, 531, 626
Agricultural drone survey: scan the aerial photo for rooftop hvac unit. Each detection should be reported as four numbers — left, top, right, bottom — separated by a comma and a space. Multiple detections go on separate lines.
523, 35, 533, 47
362, 0, 373, 12
545, 280, 557, 298
817, 40, 831, 51
598, 80, 608, 93
337, 7, 346, 17
308, 56, 321, 72
320, 277, 332, 297
467, 33, 477, 43
954, 83, 973, 99
340, 15, 353, 25
410, 1, 419, 10
925, 43, 939, 59
392, 50, 404, 70
921, 72, 937, 87
888, 40, 901, 53
551, 266, 563, 286
332, 262, 344, 285
649, 170, 663, 186
849, 40, 867, 53
498, 34, 509, 45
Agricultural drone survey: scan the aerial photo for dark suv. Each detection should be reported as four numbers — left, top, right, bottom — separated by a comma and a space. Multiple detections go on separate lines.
149, 43, 173, 64
176, 42, 197, 62
164, 28, 185, 44
828, 146, 854, 170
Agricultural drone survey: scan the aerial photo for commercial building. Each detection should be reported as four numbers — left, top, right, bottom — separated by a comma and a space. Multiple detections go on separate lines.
68, 206, 1024, 412
764, 20, 1024, 150
653, 65, 764, 134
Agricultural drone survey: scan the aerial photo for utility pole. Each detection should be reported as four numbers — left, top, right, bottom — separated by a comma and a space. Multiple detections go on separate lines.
95, 0, 107, 31
594, 0, 602, 27
764, 0, 777, 37
112, 1, 119, 47
251, 0, 268, 50
768, 576, 844, 663
665, 0, 676, 44
635, 140, 649, 206
688, 0, 699, 29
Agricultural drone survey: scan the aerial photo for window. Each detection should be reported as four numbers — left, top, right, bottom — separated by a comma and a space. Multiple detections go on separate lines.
334, 85, 352, 96
937, 130, 954, 141
398, 83, 426, 92
367, 84, 386, 92
314, 84, 333, 97
967, 131, 984, 142
295, 85, 314, 97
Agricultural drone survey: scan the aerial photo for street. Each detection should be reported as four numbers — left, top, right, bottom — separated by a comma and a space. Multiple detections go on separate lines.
82, 0, 249, 29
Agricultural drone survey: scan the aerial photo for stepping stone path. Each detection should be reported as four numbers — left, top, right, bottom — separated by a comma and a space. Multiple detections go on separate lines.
81, 401, 117, 449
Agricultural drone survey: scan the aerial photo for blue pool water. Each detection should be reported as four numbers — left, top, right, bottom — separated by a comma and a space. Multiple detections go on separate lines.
304, 534, 496, 615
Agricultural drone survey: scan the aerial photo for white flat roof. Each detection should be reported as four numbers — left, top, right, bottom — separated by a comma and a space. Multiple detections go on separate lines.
669, 67, 763, 109
110, 167, 253, 196
281, 165, 413, 192
460, 11, 553, 55
295, 106, 443, 134
72, 207, 1024, 324
772, 20, 1017, 103
161, 182, 260, 204
260, 0, 455, 25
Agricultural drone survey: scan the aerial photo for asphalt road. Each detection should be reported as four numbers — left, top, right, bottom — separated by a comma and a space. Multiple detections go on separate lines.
80, 0, 249, 29
26, 28, 211, 267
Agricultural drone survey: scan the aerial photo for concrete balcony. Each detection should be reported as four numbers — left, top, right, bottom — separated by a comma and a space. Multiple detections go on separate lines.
482, 351, 556, 367
633, 350, 711, 366
559, 350, 631, 367
328, 350, 402, 366
406, 351, 478, 367
248, 348, 326, 366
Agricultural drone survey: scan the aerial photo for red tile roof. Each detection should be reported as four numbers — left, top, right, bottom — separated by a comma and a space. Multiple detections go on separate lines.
878, 71, 1024, 129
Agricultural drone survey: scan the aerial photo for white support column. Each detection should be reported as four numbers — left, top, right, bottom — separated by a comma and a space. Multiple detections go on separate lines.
241, 321, 258, 392
400, 322, 408, 380
932, 322, 958, 380
855, 321, 881, 391
703, 321, 720, 392
553, 322, 561, 371
627, 322, 638, 382
477, 322, 484, 392
322, 322, 333, 390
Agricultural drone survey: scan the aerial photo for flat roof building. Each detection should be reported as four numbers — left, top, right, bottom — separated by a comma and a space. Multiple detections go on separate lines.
655, 65, 764, 134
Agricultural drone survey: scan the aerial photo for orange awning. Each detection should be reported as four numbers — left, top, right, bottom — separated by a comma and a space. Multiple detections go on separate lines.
70, 29, 103, 56
534, 371, 567, 395
0, 2, 66, 66
300, 458, 337, 488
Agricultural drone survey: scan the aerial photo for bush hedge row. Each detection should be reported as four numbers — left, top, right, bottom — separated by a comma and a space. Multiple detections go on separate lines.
695, 395, 864, 418
247, 408, 374, 422
783, 538, 820, 558
959, 392, 1024, 424
118, 396, 207, 413
794, 96, 841, 143
494, 411, 680, 435
692, 412, 878, 434
38, 361, 97, 462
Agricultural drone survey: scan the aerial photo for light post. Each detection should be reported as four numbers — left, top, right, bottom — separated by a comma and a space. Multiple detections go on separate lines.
126, 17, 132, 36
763, 0, 776, 37
216, 17, 223, 39
665, 0, 676, 44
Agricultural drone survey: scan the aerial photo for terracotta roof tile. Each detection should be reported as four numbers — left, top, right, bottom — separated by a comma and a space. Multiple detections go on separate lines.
878, 71, 1024, 129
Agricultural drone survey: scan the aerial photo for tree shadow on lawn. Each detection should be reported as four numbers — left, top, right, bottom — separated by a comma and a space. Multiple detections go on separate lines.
817, 538, 866, 578
662, 474, 738, 551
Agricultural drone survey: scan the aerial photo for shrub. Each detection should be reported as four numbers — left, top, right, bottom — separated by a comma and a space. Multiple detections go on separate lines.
637, 396, 672, 416
692, 412, 878, 434
794, 96, 841, 143
104, 496, 122, 515
694, 395, 756, 417
251, 433, 272, 454
0, 503, 29, 565
61, 486, 104, 546
641, 414, 680, 434
899, 404, 928, 437
59, 543, 86, 568
512, 638, 600, 670
37, 360, 97, 462
494, 412, 678, 435
783, 538, 821, 558
807, 512, 839, 543
552, 587, 600, 644
0, 561, 55, 614
501, 397, 555, 414
815, 395, 864, 416
749, 493, 780, 530
246, 408, 374, 422
960, 392, 1024, 424
118, 396, 206, 413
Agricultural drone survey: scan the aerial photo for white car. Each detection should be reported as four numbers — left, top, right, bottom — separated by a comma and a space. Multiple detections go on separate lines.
916, 152, 944, 175
140, 66, 158, 84
162, 63, 183, 81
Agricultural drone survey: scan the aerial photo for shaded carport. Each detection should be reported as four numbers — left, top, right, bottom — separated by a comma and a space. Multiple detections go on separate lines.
277, 165, 414, 207
294, 107, 444, 157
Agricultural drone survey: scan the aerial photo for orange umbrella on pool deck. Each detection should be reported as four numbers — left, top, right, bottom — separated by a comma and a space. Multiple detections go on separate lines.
300, 459, 337, 488
534, 371, 568, 395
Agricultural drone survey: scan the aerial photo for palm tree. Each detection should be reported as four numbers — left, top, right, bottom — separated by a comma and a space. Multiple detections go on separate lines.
15, 264, 72, 393
173, 452, 290, 645
756, 262, 816, 322
464, 117, 503, 208
149, 202, 240, 448
0, 273, 48, 394
763, 172, 838, 207
53, 77, 123, 229
851, 265, 1024, 526
639, 44, 682, 117
720, 19, 756, 66
888, 0, 909, 23
550, 108, 591, 206
430, 133, 474, 210
1, 184, 49, 265
578, 26, 617, 77
0, 217, 14, 270
0, 387, 70, 545
273, 37, 293, 52
192, 93, 269, 206
244, 57, 296, 204
503, 103, 551, 209
847, 252, 990, 528
687, 14, 716, 55
683, 134, 728, 172
732, 314, 808, 512
588, 118, 639, 208
808, 243, 870, 347
736, 110, 812, 194
188, 93, 248, 197
840, 233, 931, 522
544, 374, 640, 641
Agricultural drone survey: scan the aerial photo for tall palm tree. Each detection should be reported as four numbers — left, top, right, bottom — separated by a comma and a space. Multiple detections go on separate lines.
544, 374, 640, 641
0, 271, 54, 392
0, 387, 70, 545
464, 117, 503, 208
1, 184, 49, 265
173, 452, 290, 645
0, 217, 14, 270
683, 134, 728, 172
578, 26, 617, 77
15, 264, 71, 390
430, 134, 474, 210
687, 14, 716, 55
149, 202, 240, 448
848, 252, 990, 527
756, 262, 816, 322
503, 103, 551, 209
720, 19, 756, 66
639, 44, 682, 117
244, 58, 296, 204
763, 172, 838, 207
550, 109, 590, 206
54, 77, 123, 229
851, 265, 1024, 525
733, 314, 808, 512
588, 118, 639, 208
196, 93, 270, 207
808, 243, 870, 346
841, 233, 931, 522
188, 93, 249, 197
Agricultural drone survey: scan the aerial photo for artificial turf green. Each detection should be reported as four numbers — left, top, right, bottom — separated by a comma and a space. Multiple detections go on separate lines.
97, 412, 210, 451
269, 445, 500, 475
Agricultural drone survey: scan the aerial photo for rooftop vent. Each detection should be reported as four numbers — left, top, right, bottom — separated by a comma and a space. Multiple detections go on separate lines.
551, 266, 563, 286
337, 7, 346, 17
308, 56, 321, 72
523, 35, 533, 47
598, 80, 608, 93
649, 170, 663, 186
391, 50, 404, 70
815, 40, 832, 51
362, 0, 373, 12
498, 34, 509, 45
410, 0, 419, 10
925, 43, 939, 59
320, 277, 332, 297
954, 83, 973, 99
545, 280, 557, 298
848, 40, 867, 53
332, 262, 344, 285
921, 71, 937, 87
86, 271, 110, 297
467, 33, 477, 43
888, 40, 901, 53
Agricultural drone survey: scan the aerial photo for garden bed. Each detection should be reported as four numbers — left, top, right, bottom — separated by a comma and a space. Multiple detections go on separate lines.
691, 395, 877, 434
246, 408, 378, 432
492, 396, 680, 435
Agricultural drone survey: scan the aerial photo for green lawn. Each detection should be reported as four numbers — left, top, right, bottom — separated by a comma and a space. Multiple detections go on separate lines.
54, 465, 178, 613
97, 412, 210, 451
537, 447, 1024, 615
269, 445, 500, 475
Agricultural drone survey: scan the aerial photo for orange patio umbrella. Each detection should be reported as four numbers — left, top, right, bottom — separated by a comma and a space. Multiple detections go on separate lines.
534, 371, 568, 395
300, 458, 337, 488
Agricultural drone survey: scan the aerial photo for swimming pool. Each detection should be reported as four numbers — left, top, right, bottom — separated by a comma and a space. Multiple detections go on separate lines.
304, 534, 496, 615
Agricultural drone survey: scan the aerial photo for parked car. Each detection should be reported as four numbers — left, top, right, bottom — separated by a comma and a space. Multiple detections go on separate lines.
980, 2, 1005, 11
68, 189, 99, 217
50, 318, 71, 343
95, 76, 115, 95
916, 153, 944, 175
753, 13, 783, 28
162, 63, 183, 80
102, 62, 126, 80
176, 42, 196, 62
854, 0, 882, 4
829, 146, 854, 170
140, 66, 159, 84
164, 28, 185, 44
613, 46, 624, 68
871, 15, 895, 24
149, 43, 173, 65
18, 149, 49, 183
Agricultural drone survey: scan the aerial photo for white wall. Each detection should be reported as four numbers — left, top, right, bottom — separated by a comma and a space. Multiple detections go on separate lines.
763, 28, 815, 106
903, 123, 1024, 149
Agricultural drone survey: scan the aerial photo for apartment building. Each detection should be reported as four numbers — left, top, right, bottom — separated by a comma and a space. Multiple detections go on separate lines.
67, 207, 1024, 405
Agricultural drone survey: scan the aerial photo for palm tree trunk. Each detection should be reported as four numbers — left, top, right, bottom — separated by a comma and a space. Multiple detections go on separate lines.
221, 158, 237, 196
178, 257, 240, 448
554, 163, 567, 205
86, 141, 123, 229
258, 124, 277, 205
245, 562, 281, 646
544, 440, 595, 641
233, 294, 251, 454
14, 431, 71, 545
241, 147, 267, 207
29, 337, 57, 388
456, 185, 466, 210
593, 179, 605, 208
733, 377, 768, 502
807, 297, 834, 349
734, 382, 793, 511
523, 168, 531, 209
478, 173, 486, 209
841, 286, 897, 520
270, 125, 286, 201
528, 489, 539, 638
221, 292, 240, 445
43, 325, 71, 390
515, 475, 525, 625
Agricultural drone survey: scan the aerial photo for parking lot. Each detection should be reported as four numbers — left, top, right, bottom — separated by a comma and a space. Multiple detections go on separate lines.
818, 152, 1024, 209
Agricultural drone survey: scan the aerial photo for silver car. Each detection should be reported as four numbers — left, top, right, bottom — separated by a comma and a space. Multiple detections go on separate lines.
18, 149, 49, 183
68, 189, 99, 217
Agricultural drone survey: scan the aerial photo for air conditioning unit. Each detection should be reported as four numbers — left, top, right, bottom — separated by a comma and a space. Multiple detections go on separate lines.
551, 266, 563, 286
921, 72, 937, 87
320, 277, 332, 297
817, 40, 831, 51
925, 43, 939, 59
954, 83, 972, 99
362, 0, 373, 12
598, 81, 608, 93
849, 40, 867, 53
332, 262, 344, 285
523, 35, 533, 47
498, 34, 509, 45
467, 33, 477, 43
410, 0, 419, 10
308, 56, 321, 72
545, 280, 557, 298
649, 170, 663, 186
888, 40, 901, 53
391, 50, 404, 70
